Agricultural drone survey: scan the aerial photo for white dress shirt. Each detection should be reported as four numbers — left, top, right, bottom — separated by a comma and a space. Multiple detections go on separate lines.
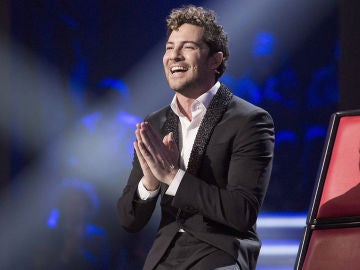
137, 81, 220, 200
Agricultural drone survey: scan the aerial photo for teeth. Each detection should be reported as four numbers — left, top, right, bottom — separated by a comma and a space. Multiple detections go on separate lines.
170, 66, 188, 74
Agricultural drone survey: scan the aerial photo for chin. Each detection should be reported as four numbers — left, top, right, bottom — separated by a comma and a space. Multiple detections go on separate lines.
167, 80, 186, 92
168, 78, 195, 92
170, 85, 185, 93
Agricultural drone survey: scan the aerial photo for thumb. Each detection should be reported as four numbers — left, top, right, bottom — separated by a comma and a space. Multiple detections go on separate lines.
163, 132, 176, 150
168, 132, 178, 153
163, 132, 170, 146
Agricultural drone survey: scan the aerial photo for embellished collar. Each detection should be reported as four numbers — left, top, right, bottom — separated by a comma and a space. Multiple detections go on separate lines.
170, 81, 221, 117
163, 83, 233, 176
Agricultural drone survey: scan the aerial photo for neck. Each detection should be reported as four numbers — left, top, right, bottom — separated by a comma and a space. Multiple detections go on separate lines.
176, 95, 195, 121
174, 80, 217, 121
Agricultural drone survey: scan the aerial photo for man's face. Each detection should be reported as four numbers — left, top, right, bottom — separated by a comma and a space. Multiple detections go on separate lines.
163, 23, 219, 96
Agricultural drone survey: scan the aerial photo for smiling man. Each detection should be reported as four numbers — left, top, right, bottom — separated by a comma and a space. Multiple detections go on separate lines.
117, 5, 275, 270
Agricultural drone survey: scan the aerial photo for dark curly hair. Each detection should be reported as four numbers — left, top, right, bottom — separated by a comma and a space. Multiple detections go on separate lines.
166, 5, 229, 80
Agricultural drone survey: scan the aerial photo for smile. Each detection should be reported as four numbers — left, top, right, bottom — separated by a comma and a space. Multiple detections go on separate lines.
170, 66, 189, 74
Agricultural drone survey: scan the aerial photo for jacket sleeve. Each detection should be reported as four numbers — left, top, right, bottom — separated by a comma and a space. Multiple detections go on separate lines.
117, 108, 169, 233
117, 152, 159, 233
171, 110, 275, 232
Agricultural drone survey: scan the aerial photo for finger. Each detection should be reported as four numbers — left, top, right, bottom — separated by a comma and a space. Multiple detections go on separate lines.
139, 124, 164, 161
137, 139, 154, 160
134, 141, 150, 169
139, 131, 156, 157
139, 134, 171, 170
138, 140, 168, 173
163, 132, 170, 146
143, 122, 160, 139
135, 124, 143, 143
137, 140, 166, 175
142, 122, 164, 148
163, 132, 175, 155
139, 123, 175, 170
162, 132, 178, 162
167, 132, 178, 153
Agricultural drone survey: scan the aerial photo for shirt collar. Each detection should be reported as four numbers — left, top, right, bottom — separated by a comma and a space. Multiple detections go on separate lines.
170, 81, 221, 116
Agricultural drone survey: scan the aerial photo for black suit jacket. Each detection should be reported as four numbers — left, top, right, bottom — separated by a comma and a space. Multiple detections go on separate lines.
117, 84, 275, 270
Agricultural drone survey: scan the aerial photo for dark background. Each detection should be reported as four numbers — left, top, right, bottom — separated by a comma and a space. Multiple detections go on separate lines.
0, 0, 359, 269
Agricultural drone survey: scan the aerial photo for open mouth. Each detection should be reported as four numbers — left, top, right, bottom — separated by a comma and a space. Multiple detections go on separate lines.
170, 66, 189, 74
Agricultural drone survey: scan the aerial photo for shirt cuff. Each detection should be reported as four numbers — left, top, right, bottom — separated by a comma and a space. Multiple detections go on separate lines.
165, 169, 185, 196
137, 178, 160, 200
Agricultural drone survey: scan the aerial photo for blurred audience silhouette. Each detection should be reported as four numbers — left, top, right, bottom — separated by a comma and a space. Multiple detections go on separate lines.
31, 178, 109, 269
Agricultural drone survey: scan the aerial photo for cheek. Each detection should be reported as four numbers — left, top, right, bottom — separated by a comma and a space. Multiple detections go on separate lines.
162, 54, 168, 67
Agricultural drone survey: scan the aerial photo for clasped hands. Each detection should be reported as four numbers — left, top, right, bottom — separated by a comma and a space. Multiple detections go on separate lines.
134, 122, 179, 191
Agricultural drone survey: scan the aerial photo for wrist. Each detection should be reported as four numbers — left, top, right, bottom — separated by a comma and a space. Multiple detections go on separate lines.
142, 178, 160, 191
164, 169, 178, 186
143, 183, 159, 191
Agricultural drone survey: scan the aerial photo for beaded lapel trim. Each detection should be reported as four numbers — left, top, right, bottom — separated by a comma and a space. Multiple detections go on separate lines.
162, 85, 233, 177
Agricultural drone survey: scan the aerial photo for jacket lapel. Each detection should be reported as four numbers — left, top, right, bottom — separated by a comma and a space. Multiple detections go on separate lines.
159, 85, 233, 215
162, 107, 179, 146
160, 107, 179, 195
159, 84, 233, 189
187, 84, 233, 176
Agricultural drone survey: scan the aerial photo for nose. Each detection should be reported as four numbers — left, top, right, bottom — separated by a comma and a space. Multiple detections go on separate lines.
169, 47, 183, 61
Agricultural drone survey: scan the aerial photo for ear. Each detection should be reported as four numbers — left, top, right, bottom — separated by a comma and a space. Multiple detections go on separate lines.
209, 51, 224, 70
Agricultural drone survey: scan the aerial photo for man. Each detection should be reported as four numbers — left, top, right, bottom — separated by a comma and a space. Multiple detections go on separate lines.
117, 5, 274, 269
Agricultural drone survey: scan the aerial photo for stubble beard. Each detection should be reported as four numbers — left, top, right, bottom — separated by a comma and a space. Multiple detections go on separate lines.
170, 78, 213, 99
169, 79, 194, 95
166, 66, 203, 96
